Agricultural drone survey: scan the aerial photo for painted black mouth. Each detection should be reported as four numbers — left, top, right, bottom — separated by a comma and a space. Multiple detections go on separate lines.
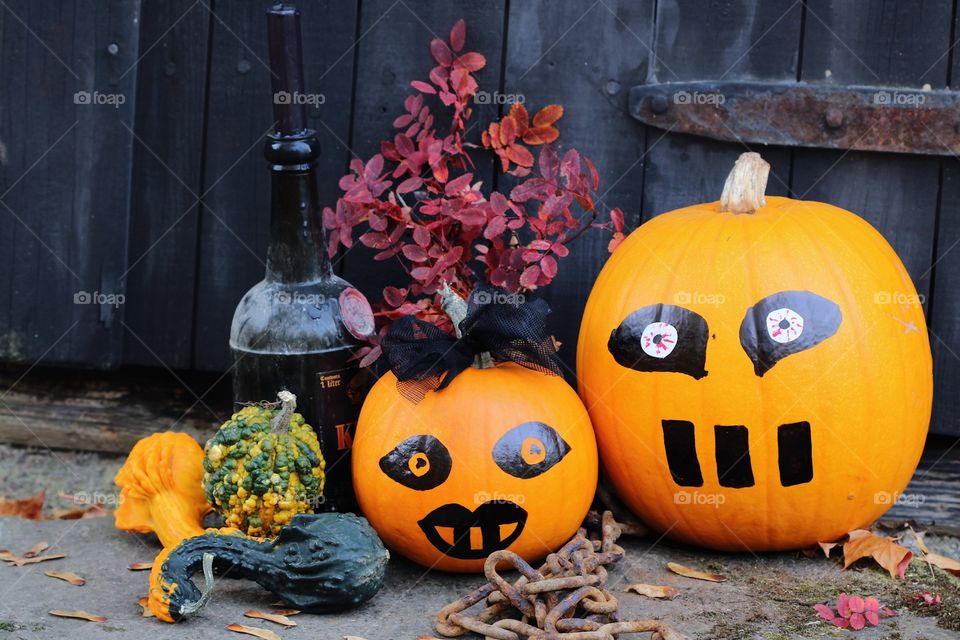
417, 501, 528, 559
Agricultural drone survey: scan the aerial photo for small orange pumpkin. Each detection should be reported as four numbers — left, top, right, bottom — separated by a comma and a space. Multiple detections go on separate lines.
352, 289, 598, 572
577, 152, 932, 551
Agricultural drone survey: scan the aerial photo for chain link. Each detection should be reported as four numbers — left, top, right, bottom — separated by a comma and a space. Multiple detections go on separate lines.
435, 511, 685, 640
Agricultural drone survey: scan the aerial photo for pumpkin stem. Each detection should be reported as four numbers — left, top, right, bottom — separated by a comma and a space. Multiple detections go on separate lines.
271, 390, 297, 434
720, 152, 770, 214
178, 552, 216, 617
439, 283, 494, 369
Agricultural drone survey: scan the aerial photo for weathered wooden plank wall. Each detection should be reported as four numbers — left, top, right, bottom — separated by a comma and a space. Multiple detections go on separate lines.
0, 0, 958, 434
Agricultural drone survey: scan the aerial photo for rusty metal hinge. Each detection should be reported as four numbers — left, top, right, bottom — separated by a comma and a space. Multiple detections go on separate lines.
628, 81, 960, 156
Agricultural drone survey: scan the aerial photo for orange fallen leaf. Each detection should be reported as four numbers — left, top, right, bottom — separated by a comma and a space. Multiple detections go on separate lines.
49, 504, 108, 520
137, 597, 155, 618
49, 610, 106, 623
818, 541, 838, 558
10, 553, 65, 567
0, 490, 45, 520
0, 550, 20, 563
45, 570, 85, 586
226, 624, 282, 640
626, 583, 680, 599
666, 561, 726, 582
271, 609, 300, 616
843, 529, 912, 579
24, 541, 49, 558
245, 610, 297, 627
128, 562, 153, 571
910, 527, 960, 576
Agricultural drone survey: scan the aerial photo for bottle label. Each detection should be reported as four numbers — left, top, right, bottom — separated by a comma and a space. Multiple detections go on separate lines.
315, 362, 373, 510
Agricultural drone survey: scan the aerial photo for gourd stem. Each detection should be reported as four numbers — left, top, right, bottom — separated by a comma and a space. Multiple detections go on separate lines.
439, 283, 493, 369
271, 390, 297, 434
179, 553, 215, 617
719, 152, 770, 214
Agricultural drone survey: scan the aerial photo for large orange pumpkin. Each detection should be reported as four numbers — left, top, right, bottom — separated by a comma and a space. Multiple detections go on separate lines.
353, 290, 598, 572
577, 152, 932, 552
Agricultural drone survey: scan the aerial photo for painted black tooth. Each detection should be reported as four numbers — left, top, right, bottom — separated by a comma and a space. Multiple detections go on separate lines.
714, 425, 755, 488
661, 419, 704, 487
778, 421, 813, 486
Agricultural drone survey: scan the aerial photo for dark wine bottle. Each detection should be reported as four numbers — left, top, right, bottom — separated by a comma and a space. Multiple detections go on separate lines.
230, 3, 373, 513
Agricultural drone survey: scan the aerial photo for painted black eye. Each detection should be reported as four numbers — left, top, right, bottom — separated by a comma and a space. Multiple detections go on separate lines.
379, 435, 452, 490
493, 422, 570, 479
739, 291, 842, 376
608, 304, 709, 379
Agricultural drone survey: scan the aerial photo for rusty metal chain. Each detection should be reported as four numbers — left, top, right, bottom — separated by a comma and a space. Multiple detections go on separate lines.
436, 511, 685, 640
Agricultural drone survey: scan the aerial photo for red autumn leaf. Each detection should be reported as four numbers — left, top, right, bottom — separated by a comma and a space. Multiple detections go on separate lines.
499, 116, 517, 145
0, 490, 44, 520
522, 126, 559, 145
444, 172, 474, 196
393, 113, 414, 128
430, 38, 453, 66
506, 145, 534, 167
410, 80, 436, 94
519, 264, 541, 288
413, 225, 431, 247
584, 155, 600, 190
609, 207, 625, 231
541, 255, 558, 278
449, 19, 466, 52
396, 176, 423, 194
509, 103, 529, 133
539, 145, 558, 180
454, 52, 486, 72
533, 104, 564, 127
402, 244, 429, 262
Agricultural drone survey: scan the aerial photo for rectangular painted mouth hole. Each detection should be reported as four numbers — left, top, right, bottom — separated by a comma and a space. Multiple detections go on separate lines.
714, 425, 755, 488
778, 421, 813, 486
661, 419, 703, 487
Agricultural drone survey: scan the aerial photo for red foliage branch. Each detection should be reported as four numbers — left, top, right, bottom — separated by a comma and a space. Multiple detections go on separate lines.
322, 19, 625, 365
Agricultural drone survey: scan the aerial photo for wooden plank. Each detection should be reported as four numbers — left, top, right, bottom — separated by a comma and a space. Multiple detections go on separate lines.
640, 0, 800, 223
880, 437, 960, 530
122, 1, 212, 369
792, 0, 949, 308
0, 0, 141, 368
928, 4, 960, 437
340, 0, 507, 313
192, 1, 359, 371
0, 364, 226, 453
502, 0, 654, 374
793, 0, 951, 434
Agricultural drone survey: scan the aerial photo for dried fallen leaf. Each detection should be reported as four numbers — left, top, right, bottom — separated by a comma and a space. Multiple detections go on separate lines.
137, 597, 155, 618
24, 541, 49, 558
910, 527, 960, 576
0, 550, 19, 563
128, 562, 153, 571
48, 504, 108, 520
843, 529, 912, 580
271, 609, 300, 616
626, 583, 680, 599
666, 561, 726, 582
10, 553, 66, 567
45, 570, 85, 586
226, 624, 282, 640
245, 610, 297, 627
818, 541, 839, 558
0, 490, 45, 520
49, 610, 106, 623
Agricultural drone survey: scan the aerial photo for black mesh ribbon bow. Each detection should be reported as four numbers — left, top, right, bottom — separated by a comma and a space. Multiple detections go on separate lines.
381, 285, 562, 402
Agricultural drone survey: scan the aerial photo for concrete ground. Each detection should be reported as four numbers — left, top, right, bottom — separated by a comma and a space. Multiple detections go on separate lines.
2, 444, 960, 639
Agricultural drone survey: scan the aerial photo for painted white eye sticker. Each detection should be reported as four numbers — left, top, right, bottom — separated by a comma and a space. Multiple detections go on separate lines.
640, 322, 678, 358
765, 308, 804, 344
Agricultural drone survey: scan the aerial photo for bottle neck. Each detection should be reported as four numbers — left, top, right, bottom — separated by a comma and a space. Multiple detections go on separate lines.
264, 131, 331, 283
